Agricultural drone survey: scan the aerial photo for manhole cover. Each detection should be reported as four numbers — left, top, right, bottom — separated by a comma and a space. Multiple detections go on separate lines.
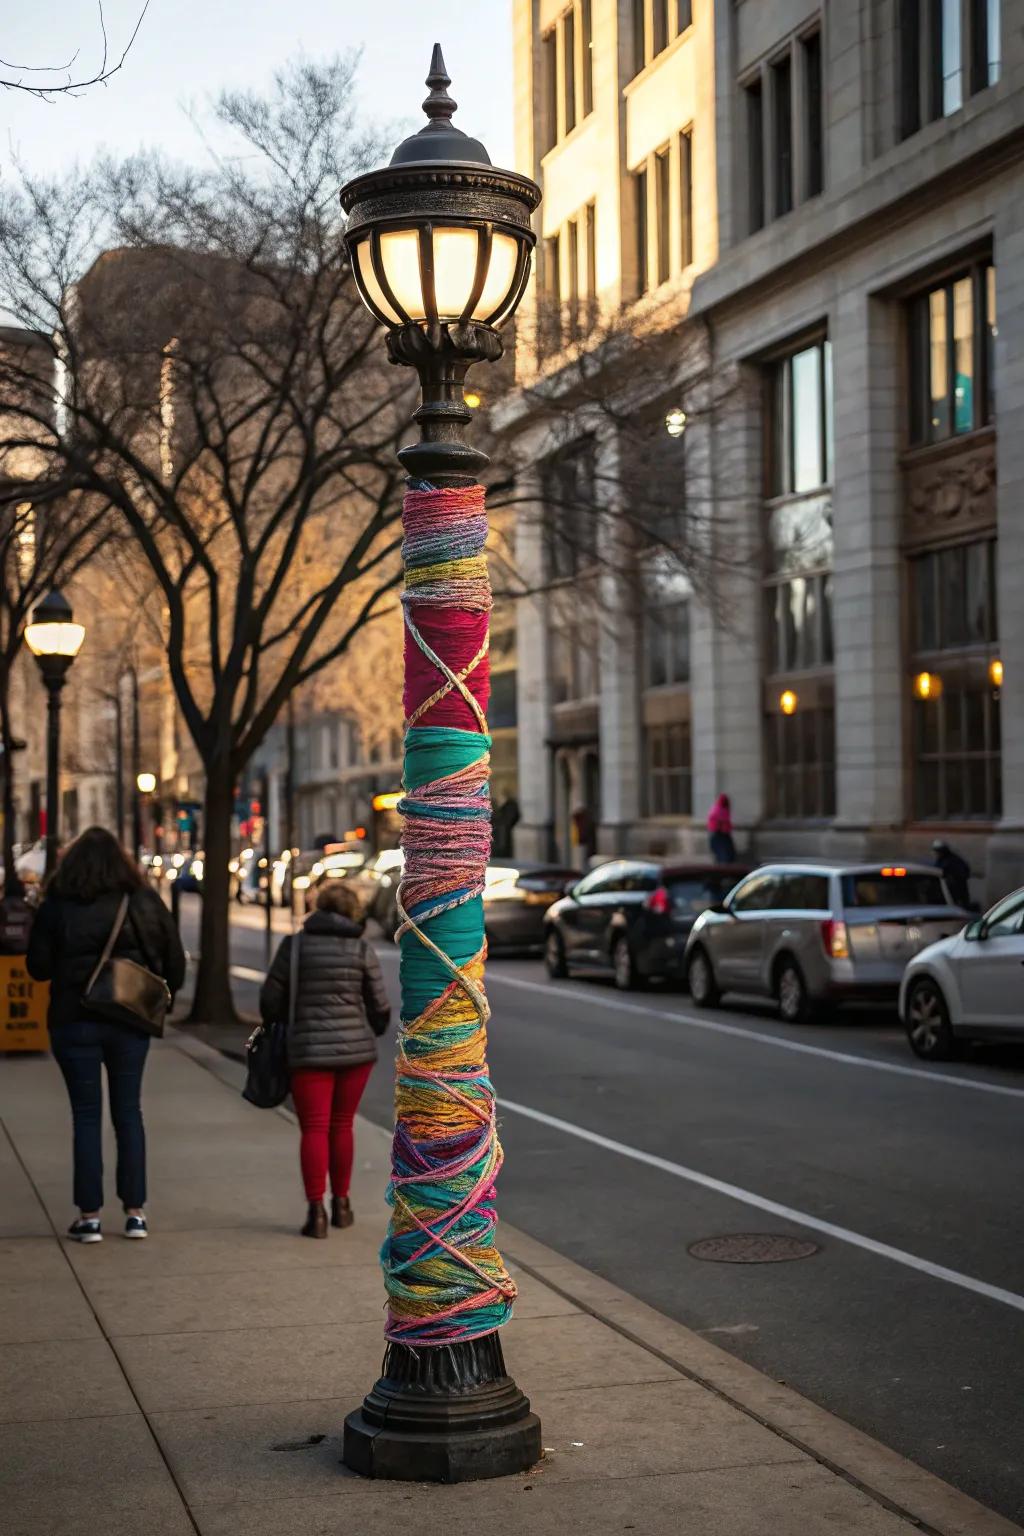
688, 1233, 820, 1264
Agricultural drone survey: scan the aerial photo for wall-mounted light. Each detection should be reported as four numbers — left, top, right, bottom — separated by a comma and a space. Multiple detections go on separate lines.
989, 658, 1003, 689
665, 407, 687, 439
779, 689, 798, 716
464, 390, 483, 409
913, 671, 942, 701
136, 771, 157, 794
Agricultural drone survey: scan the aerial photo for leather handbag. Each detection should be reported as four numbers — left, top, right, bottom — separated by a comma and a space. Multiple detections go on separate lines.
82, 895, 172, 1038
242, 932, 298, 1109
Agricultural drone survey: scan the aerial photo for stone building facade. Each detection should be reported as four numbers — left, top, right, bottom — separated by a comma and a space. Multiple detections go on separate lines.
506, 0, 1024, 901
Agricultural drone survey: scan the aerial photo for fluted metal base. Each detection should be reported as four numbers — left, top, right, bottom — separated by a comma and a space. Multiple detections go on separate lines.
342, 1334, 541, 1482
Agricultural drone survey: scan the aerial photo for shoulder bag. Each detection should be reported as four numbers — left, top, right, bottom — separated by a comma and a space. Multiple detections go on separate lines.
81, 894, 172, 1038
242, 932, 298, 1109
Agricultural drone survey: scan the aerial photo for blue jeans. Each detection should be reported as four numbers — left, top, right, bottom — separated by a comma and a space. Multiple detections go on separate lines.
50, 1019, 150, 1213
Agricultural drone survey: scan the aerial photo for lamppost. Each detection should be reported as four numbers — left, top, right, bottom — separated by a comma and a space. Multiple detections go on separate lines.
136, 772, 157, 860
339, 47, 541, 1482
24, 591, 85, 878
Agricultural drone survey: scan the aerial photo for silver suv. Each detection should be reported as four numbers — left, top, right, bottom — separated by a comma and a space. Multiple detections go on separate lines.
684, 862, 970, 1023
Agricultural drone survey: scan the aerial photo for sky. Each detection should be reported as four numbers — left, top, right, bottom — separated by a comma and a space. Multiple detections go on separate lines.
0, 0, 515, 175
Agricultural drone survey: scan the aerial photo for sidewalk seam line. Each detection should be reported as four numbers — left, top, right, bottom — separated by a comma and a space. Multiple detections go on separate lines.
0, 1114, 203, 1536
504, 1249, 937, 1536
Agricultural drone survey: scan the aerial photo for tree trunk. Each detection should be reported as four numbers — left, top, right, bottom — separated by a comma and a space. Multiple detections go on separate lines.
189, 757, 238, 1023
0, 663, 20, 895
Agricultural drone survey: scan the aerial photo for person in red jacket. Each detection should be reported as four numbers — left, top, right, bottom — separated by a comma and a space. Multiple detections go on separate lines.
707, 794, 737, 863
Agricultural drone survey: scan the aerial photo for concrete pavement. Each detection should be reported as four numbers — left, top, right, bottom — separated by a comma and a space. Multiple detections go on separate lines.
1, 1025, 1020, 1535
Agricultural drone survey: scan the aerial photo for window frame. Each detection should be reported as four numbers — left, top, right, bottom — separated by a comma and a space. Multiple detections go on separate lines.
644, 718, 693, 817
631, 0, 695, 78
906, 258, 995, 447
540, 1, 596, 154
899, 0, 1000, 140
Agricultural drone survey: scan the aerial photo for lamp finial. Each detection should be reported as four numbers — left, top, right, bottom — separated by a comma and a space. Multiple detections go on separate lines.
423, 44, 456, 124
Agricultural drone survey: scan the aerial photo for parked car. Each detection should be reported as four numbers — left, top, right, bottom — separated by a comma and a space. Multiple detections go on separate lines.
544, 859, 661, 987
351, 848, 405, 935
627, 863, 753, 988
899, 884, 1024, 1059
684, 862, 970, 1022
484, 862, 579, 956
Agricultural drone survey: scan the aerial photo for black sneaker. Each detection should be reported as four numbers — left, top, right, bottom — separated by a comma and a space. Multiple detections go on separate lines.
68, 1217, 102, 1244
124, 1215, 148, 1240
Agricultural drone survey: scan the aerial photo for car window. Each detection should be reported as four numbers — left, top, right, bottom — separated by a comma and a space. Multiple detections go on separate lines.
574, 862, 656, 897
730, 872, 779, 913
984, 890, 1024, 937
775, 873, 830, 910
841, 871, 950, 908
667, 874, 742, 917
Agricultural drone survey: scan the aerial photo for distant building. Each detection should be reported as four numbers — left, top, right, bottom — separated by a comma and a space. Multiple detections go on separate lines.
505, 0, 1022, 899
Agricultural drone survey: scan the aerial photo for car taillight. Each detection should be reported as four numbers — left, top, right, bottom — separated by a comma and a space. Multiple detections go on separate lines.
821, 918, 850, 960
645, 886, 671, 915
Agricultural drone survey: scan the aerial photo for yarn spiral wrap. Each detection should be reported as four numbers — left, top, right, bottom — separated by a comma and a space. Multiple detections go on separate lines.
382, 480, 516, 1347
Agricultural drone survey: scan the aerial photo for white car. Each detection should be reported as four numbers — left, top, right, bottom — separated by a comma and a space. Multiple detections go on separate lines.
899, 885, 1024, 1060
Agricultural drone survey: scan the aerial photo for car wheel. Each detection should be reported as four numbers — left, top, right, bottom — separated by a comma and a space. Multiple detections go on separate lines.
905, 977, 960, 1061
612, 935, 643, 992
545, 929, 568, 980
776, 957, 814, 1024
686, 946, 720, 1008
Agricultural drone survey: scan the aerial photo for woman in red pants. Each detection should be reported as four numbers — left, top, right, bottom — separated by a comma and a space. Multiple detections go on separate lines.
260, 880, 391, 1237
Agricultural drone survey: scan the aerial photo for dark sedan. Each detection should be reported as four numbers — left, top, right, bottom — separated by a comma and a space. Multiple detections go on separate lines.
544, 859, 751, 990
484, 862, 579, 955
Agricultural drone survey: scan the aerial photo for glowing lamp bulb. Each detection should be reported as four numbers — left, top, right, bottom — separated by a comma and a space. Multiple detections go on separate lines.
779, 690, 798, 716
665, 408, 687, 439
913, 671, 942, 701
989, 658, 1003, 688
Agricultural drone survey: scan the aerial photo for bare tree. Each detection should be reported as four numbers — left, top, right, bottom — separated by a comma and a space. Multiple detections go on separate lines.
0, 57, 416, 1018
0, 3, 149, 101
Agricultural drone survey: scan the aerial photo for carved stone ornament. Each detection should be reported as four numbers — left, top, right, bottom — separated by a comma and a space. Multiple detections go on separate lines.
903, 439, 996, 548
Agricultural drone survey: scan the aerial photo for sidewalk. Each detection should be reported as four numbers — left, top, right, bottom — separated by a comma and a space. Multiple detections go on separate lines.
0, 1033, 1018, 1536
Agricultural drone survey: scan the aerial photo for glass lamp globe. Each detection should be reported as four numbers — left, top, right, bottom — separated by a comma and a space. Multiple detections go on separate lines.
137, 772, 157, 795
24, 591, 85, 662
340, 46, 540, 342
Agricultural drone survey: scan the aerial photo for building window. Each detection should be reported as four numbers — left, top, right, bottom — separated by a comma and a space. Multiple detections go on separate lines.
744, 28, 825, 234
567, 215, 580, 336
632, 0, 694, 77
585, 199, 597, 309
803, 32, 823, 198
541, 1, 595, 151
645, 721, 692, 816
900, 0, 999, 139
632, 136, 692, 297
910, 540, 1001, 820
645, 600, 691, 688
745, 78, 765, 233
771, 53, 793, 218
655, 145, 671, 286
766, 704, 836, 819
544, 438, 599, 580
635, 164, 649, 294
679, 130, 693, 266
769, 337, 834, 496
550, 613, 599, 703
907, 261, 995, 445
767, 573, 834, 673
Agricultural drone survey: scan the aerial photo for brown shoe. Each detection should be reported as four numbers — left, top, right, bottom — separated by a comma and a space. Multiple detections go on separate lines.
331, 1196, 354, 1230
301, 1201, 328, 1239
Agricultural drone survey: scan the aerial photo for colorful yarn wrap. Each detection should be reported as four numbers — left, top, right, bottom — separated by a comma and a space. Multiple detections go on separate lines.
382, 478, 517, 1347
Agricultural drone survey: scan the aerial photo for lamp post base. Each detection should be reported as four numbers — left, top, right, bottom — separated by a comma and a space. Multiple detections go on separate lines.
342, 1335, 541, 1483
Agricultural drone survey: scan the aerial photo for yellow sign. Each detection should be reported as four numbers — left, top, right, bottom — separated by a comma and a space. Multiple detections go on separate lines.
1, 956, 50, 1052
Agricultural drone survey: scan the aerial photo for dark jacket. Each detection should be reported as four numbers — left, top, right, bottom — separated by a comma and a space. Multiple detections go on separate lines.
935, 848, 972, 908
26, 886, 187, 1029
259, 910, 391, 1071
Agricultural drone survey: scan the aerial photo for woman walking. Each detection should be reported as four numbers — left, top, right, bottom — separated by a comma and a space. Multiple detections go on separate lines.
260, 880, 391, 1238
707, 792, 737, 864
26, 827, 186, 1242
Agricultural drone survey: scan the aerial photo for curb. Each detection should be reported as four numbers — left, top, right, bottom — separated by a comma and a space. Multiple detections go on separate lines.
169, 1026, 1022, 1536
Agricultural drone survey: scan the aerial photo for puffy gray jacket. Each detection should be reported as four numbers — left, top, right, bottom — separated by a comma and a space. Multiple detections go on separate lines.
259, 911, 391, 1071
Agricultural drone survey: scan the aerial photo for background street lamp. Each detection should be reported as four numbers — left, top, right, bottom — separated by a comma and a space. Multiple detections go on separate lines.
24, 590, 85, 877
340, 47, 540, 1482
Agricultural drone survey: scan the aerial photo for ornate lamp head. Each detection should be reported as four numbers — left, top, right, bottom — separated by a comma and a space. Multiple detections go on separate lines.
340, 45, 540, 369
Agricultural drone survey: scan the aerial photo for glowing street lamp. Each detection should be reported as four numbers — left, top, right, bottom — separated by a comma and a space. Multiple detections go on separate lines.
24, 591, 85, 877
136, 771, 157, 795
339, 46, 540, 1483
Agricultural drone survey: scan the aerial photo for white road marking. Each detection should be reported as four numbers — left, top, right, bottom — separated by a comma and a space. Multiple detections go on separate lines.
230, 964, 267, 983
478, 969, 1024, 1102
497, 1097, 1024, 1316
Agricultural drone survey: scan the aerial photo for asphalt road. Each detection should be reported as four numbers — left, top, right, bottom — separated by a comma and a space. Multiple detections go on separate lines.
191, 899, 1024, 1522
